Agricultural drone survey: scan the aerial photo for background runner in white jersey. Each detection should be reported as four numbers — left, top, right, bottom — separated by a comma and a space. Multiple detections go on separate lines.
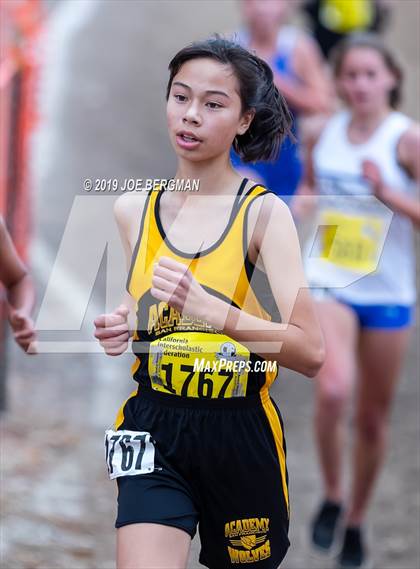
304, 109, 416, 305
293, 33, 419, 569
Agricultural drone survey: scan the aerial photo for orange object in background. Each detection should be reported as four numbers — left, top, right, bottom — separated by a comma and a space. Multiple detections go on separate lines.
0, 0, 44, 411
0, 0, 43, 262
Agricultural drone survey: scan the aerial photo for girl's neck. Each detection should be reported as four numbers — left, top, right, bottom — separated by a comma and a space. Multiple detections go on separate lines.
173, 157, 242, 196
248, 27, 280, 57
349, 106, 392, 135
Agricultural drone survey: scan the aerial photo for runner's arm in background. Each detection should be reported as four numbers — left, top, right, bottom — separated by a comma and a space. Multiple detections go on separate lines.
0, 215, 36, 353
273, 34, 333, 115
290, 117, 325, 219
363, 124, 420, 228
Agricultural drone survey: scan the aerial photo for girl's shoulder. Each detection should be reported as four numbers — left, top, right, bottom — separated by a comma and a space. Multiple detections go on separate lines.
301, 110, 346, 150
397, 121, 420, 179
395, 114, 419, 143
113, 191, 149, 225
246, 188, 292, 233
400, 120, 420, 142
113, 191, 153, 247
276, 25, 302, 54
289, 24, 325, 64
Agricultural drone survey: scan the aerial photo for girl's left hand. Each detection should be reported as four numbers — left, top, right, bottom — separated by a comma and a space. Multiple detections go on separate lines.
151, 256, 210, 321
362, 159, 389, 201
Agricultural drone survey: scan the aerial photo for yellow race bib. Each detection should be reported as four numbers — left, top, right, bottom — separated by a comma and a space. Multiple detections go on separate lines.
148, 332, 250, 398
320, 209, 384, 273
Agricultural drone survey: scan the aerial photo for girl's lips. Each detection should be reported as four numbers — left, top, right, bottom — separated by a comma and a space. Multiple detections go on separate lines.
176, 134, 202, 150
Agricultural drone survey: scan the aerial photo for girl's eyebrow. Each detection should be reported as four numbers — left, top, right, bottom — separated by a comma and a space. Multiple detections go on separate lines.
172, 81, 231, 99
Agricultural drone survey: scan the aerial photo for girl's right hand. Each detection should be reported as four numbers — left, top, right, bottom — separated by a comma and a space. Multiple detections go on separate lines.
94, 304, 130, 356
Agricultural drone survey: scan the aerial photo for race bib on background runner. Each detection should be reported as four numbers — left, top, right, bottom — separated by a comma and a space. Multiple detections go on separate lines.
320, 209, 384, 272
306, 174, 394, 283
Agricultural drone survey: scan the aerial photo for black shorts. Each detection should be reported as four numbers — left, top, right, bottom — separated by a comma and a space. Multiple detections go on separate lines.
104, 387, 290, 568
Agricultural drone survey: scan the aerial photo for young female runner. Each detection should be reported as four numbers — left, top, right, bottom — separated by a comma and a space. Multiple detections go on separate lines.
294, 34, 419, 568
0, 214, 37, 353
94, 37, 325, 569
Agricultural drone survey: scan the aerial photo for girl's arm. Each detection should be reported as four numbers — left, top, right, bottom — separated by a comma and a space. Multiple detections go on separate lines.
113, 194, 145, 332
0, 216, 36, 352
0, 217, 35, 313
290, 117, 325, 220
93, 194, 145, 356
152, 196, 325, 378
362, 125, 420, 228
205, 195, 325, 377
274, 34, 333, 115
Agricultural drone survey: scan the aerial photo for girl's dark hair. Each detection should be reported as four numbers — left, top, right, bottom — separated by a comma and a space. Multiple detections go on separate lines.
166, 35, 293, 163
331, 33, 403, 109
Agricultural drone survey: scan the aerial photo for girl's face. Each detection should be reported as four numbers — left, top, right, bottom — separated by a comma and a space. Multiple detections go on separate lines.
242, 0, 290, 37
166, 58, 253, 163
336, 47, 397, 114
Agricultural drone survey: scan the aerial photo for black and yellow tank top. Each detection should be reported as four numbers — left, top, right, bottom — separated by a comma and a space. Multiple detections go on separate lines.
126, 178, 281, 400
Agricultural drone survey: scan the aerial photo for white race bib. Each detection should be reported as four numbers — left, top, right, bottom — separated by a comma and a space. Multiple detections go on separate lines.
104, 429, 156, 480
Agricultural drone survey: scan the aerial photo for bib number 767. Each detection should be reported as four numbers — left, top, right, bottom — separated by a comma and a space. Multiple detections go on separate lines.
104, 429, 156, 480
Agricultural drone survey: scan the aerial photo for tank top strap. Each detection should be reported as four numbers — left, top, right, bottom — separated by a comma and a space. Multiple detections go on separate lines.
232, 183, 274, 254
235, 183, 275, 267
221, 182, 274, 273
368, 111, 412, 152
237, 182, 271, 208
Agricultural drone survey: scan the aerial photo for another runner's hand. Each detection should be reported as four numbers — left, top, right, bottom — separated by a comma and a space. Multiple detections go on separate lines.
94, 304, 130, 356
151, 256, 208, 320
362, 160, 387, 198
8, 307, 37, 354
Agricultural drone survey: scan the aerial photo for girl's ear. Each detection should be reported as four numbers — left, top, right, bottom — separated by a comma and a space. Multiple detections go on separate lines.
386, 69, 398, 93
237, 108, 256, 136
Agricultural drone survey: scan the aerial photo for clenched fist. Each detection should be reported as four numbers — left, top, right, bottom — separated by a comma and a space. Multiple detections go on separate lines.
8, 307, 37, 354
151, 256, 210, 321
94, 304, 130, 356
